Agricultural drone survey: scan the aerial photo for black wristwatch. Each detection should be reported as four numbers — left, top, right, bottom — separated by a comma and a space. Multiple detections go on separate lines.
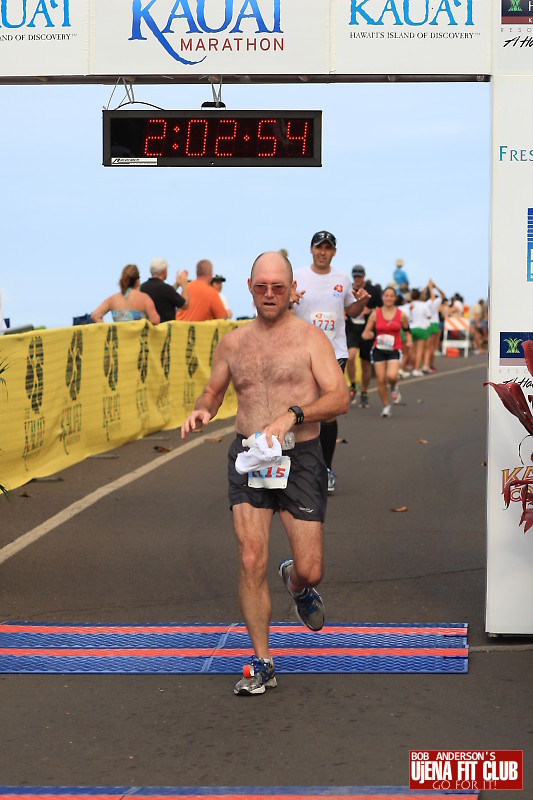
288, 406, 304, 425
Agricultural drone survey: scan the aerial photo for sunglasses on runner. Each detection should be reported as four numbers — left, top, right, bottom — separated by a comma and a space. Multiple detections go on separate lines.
251, 283, 288, 295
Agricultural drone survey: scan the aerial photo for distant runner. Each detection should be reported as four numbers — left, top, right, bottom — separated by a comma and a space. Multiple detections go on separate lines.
292, 231, 369, 493
362, 286, 411, 417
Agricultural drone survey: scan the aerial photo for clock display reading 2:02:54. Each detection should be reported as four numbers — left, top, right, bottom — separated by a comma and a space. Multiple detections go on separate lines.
103, 110, 322, 167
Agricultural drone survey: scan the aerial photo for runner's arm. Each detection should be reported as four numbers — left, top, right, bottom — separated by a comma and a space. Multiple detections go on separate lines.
361, 310, 377, 340
401, 312, 412, 345
262, 329, 348, 446
345, 287, 370, 318
181, 340, 232, 439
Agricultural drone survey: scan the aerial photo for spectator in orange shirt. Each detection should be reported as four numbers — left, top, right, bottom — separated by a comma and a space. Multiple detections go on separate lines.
176, 259, 227, 322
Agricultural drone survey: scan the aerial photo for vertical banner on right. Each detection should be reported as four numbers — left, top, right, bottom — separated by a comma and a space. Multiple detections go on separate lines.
487, 75, 533, 633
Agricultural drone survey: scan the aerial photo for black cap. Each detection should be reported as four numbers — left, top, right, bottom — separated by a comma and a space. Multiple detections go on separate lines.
211, 275, 226, 284
311, 231, 337, 248
352, 265, 365, 277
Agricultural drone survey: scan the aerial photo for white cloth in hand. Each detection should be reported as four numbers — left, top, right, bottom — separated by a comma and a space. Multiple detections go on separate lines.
235, 433, 282, 474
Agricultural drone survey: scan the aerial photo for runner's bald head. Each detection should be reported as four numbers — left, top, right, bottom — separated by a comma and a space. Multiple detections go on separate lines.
251, 251, 293, 283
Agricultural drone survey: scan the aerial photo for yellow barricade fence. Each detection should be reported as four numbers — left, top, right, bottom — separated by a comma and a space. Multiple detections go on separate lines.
0, 320, 242, 491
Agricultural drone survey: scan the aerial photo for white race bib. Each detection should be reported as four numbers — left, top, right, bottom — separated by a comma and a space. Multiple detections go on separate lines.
311, 311, 337, 339
248, 456, 291, 489
376, 333, 395, 351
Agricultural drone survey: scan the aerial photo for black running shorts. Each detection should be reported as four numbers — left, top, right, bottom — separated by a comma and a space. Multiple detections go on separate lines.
371, 347, 401, 363
228, 435, 328, 522
345, 323, 373, 362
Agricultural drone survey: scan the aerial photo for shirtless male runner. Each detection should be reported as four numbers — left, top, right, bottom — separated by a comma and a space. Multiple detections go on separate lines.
181, 251, 349, 695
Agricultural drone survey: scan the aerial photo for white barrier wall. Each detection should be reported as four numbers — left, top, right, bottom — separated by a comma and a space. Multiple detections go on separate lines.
0, 0, 492, 79
487, 75, 533, 634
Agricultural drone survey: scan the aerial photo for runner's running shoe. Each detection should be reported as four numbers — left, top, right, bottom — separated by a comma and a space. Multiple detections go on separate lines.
327, 468, 337, 494
234, 655, 277, 695
349, 386, 357, 406
381, 405, 392, 417
392, 390, 401, 404
360, 391, 369, 408
398, 369, 410, 379
279, 558, 325, 632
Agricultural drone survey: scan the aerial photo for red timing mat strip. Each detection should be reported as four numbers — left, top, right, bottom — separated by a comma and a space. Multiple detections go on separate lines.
0, 625, 467, 636
0, 647, 468, 658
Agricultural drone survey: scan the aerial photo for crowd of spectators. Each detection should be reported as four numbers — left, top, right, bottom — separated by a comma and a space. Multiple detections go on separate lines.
357, 262, 489, 368
87, 258, 230, 326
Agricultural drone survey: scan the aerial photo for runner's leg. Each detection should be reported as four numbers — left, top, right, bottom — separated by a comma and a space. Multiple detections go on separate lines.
232, 503, 274, 659
374, 361, 389, 407
279, 510, 324, 593
387, 358, 400, 393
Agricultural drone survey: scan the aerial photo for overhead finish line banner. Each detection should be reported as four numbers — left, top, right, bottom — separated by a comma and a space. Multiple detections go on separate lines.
0, 1, 491, 80
0, 320, 239, 491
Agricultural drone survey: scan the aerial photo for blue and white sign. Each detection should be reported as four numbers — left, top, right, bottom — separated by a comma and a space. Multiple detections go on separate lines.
0, 0, 86, 75
91, 0, 329, 77
335, 0, 491, 75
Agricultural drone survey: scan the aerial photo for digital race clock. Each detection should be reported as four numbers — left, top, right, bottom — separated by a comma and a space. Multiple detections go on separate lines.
103, 110, 321, 167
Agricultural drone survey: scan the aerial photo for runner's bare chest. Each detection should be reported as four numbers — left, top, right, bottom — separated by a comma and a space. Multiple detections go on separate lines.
229, 326, 313, 400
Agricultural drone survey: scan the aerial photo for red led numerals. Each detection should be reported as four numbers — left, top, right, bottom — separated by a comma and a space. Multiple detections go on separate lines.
287, 121, 308, 155
144, 118, 167, 157
215, 119, 237, 157
257, 119, 277, 157
185, 119, 208, 157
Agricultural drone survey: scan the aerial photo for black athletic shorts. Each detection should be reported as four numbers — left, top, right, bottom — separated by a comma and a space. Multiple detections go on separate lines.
345, 323, 372, 362
371, 347, 401, 363
228, 435, 328, 522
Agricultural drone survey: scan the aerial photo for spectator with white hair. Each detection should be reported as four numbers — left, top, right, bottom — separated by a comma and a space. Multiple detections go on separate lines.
140, 257, 190, 323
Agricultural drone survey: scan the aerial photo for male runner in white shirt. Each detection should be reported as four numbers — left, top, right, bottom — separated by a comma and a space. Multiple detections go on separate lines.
292, 231, 369, 493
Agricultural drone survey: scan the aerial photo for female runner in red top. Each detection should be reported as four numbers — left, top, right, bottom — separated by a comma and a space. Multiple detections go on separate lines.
362, 286, 411, 417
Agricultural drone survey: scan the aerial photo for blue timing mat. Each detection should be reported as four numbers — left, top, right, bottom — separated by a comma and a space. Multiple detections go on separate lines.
0, 788, 479, 800
0, 622, 468, 674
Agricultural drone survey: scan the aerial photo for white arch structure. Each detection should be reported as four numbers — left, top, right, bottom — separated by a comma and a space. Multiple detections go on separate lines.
1, 0, 531, 634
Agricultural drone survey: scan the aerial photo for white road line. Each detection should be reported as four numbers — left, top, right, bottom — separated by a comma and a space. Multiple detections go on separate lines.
366, 360, 487, 394
0, 361, 487, 567
0, 424, 235, 567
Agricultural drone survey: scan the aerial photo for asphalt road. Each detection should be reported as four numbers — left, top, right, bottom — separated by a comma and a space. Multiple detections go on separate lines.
1, 355, 532, 797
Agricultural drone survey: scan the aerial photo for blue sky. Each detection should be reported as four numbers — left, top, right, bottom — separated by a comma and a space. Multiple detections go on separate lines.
0, 79, 490, 328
